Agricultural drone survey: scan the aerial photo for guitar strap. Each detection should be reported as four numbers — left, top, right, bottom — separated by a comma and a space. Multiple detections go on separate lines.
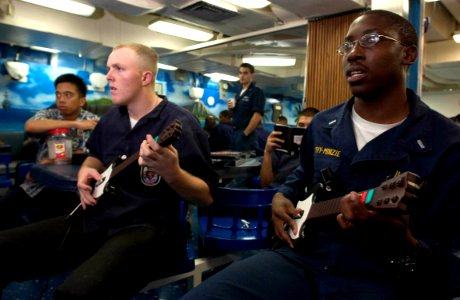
306, 168, 338, 204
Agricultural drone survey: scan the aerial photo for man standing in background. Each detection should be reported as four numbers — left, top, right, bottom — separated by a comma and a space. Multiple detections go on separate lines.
228, 63, 266, 151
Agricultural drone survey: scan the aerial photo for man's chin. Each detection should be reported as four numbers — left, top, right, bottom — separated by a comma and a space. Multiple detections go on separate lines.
111, 98, 125, 106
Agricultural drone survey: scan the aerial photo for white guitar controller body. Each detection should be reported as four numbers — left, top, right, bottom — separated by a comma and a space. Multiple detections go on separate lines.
288, 193, 313, 240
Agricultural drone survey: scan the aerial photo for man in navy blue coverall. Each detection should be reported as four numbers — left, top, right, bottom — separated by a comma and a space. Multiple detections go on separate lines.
0, 43, 217, 299
228, 63, 266, 151
181, 10, 460, 300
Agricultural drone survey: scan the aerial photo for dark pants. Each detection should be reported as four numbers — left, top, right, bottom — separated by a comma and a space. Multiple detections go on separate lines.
0, 186, 79, 230
180, 246, 403, 300
0, 216, 178, 299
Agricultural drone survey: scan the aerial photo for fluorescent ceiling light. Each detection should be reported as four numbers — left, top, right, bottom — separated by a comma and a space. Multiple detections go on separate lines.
204, 0, 237, 12
20, 0, 96, 16
453, 31, 460, 44
30, 45, 60, 53
224, 0, 271, 9
148, 20, 214, 42
204, 73, 239, 82
243, 56, 296, 67
158, 63, 178, 71
266, 98, 280, 104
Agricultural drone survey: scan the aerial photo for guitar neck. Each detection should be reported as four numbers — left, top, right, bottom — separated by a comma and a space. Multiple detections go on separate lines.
107, 121, 181, 179
110, 151, 140, 179
307, 197, 342, 220
306, 172, 420, 220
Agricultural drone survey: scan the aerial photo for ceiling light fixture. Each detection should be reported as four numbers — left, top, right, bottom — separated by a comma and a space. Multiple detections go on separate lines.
204, 73, 239, 82
30, 45, 60, 54
20, 0, 96, 16
158, 63, 178, 71
148, 20, 214, 42
224, 0, 271, 9
243, 56, 296, 67
453, 31, 460, 43
204, 0, 238, 12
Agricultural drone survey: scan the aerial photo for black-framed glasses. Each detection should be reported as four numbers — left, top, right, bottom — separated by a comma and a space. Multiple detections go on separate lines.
337, 33, 407, 56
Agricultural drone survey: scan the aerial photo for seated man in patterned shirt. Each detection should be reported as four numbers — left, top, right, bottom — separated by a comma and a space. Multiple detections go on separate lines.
0, 73, 99, 229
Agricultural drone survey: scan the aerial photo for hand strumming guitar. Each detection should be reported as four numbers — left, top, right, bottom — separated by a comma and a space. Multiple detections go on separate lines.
271, 192, 303, 248
77, 156, 104, 209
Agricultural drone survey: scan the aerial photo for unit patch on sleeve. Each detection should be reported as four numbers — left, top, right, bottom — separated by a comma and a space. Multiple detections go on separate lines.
140, 166, 161, 186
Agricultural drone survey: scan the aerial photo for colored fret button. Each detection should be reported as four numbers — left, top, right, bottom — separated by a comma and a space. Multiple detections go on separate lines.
364, 189, 374, 205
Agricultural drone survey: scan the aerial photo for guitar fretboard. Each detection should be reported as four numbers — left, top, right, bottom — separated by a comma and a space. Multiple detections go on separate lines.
306, 197, 341, 220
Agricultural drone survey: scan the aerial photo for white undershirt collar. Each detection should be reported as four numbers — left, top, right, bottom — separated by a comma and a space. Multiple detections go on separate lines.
351, 106, 405, 151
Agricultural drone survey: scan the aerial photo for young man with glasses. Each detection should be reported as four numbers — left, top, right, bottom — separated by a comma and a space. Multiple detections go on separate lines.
0, 73, 99, 229
181, 10, 460, 299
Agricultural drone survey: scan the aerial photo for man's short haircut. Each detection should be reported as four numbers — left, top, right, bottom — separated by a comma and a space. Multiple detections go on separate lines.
362, 10, 418, 47
276, 115, 288, 124
54, 73, 87, 97
239, 63, 255, 73
219, 110, 231, 119
299, 107, 320, 117
113, 43, 159, 79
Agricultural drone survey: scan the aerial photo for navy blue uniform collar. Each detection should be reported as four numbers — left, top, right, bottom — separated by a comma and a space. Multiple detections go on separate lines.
116, 95, 169, 126
324, 89, 433, 163
236, 82, 256, 98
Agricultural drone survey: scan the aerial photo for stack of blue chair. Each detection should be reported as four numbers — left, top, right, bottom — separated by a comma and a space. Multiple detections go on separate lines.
199, 187, 277, 251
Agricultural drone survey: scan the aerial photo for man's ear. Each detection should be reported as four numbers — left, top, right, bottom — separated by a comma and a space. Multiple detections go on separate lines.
402, 45, 418, 66
142, 71, 153, 85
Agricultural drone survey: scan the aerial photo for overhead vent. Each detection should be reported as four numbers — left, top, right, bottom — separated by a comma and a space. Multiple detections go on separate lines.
179, 1, 239, 22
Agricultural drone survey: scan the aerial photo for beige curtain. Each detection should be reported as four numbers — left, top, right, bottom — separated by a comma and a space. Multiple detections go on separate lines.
304, 11, 362, 110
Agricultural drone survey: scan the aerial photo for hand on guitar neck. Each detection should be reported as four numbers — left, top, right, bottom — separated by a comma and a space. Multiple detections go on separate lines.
286, 172, 422, 241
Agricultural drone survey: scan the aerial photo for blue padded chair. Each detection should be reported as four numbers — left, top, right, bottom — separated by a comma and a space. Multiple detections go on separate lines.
15, 161, 35, 185
0, 153, 14, 188
199, 187, 277, 251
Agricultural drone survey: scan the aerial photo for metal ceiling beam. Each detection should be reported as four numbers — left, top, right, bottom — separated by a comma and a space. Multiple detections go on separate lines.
160, 19, 309, 57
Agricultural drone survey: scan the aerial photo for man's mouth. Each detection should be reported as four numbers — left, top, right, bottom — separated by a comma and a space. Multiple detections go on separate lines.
346, 69, 367, 82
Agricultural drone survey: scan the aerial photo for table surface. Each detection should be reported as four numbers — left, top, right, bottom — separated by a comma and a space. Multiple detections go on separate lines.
0, 144, 12, 153
30, 156, 262, 192
30, 163, 79, 192
213, 157, 261, 180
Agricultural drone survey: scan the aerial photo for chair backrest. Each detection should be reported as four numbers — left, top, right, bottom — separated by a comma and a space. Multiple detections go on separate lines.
199, 187, 277, 251
0, 153, 14, 188
15, 161, 35, 185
